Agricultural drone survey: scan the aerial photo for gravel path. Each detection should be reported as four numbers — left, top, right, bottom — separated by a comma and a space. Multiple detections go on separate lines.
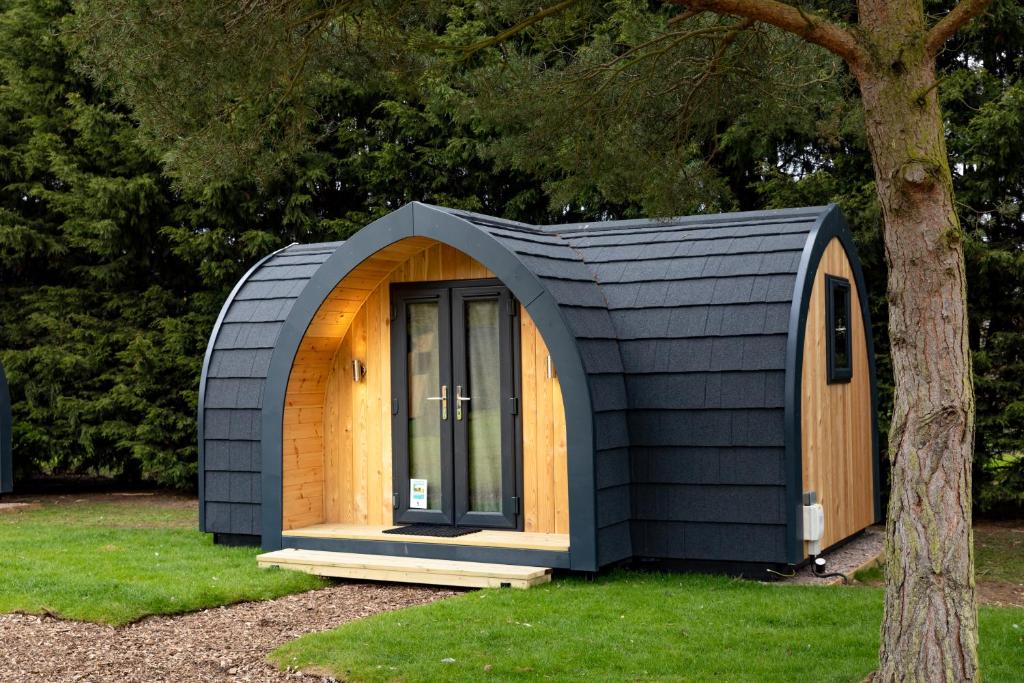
783, 525, 885, 585
0, 582, 455, 682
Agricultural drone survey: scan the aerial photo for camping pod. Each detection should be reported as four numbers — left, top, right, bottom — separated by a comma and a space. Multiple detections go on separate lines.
0, 360, 11, 493
198, 203, 880, 575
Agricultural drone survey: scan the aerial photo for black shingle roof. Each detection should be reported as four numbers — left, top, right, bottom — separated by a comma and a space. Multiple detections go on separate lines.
200, 204, 833, 564
199, 243, 339, 536
548, 211, 817, 562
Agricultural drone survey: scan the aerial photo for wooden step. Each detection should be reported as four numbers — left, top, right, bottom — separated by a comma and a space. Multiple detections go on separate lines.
283, 523, 569, 552
257, 548, 552, 589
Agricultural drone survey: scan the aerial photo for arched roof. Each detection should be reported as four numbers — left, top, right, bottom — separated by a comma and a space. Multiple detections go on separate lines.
540, 205, 877, 564
198, 202, 877, 568
257, 203, 624, 570
199, 203, 629, 569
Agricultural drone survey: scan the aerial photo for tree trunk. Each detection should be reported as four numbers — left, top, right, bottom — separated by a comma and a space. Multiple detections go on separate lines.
854, 3, 978, 680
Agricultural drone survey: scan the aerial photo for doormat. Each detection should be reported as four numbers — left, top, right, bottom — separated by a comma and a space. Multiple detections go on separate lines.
383, 524, 482, 538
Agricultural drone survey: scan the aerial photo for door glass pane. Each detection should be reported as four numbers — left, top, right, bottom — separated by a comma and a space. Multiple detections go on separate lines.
407, 301, 442, 511
465, 299, 502, 512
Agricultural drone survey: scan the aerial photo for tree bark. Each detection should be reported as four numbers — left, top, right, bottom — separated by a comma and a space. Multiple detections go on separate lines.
854, 2, 978, 680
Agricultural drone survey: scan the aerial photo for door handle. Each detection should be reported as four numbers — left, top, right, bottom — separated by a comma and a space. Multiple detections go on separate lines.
426, 384, 448, 420
455, 385, 470, 421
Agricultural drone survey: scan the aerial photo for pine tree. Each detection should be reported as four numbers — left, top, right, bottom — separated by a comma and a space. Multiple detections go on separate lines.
1, 0, 557, 487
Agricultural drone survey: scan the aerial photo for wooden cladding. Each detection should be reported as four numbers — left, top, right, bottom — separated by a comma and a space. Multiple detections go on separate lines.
800, 238, 874, 553
521, 312, 570, 534
282, 239, 570, 536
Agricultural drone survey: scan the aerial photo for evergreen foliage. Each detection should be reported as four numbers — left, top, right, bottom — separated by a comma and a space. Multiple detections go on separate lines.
435, 0, 1024, 512
0, 0, 199, 486
952, 2, 1024, 511
754, 0, 1024, 512
1, 0, 1019, 511
0, 0, 553, 488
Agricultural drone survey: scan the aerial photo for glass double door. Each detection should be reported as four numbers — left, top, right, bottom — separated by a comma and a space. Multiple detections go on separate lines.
391, 280, 519, 529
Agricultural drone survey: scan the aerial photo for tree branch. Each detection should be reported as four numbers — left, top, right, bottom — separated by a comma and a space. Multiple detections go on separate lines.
669, 0, 867, 69
668, 9, 704, 27
457, 0, 581, 55
925, 0, 993, 56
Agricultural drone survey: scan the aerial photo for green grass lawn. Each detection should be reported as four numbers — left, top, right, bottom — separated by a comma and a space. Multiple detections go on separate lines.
0, 496, 326, 625
272, 572, 1024, 682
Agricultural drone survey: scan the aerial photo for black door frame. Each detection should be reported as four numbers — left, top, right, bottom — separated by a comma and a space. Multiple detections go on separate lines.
390, 284, 455, 525
390, 278, 522, 530
452, 285, 519, 529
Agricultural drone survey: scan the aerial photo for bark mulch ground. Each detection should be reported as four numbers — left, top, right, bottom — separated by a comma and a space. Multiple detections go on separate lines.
0, 582, 455, 682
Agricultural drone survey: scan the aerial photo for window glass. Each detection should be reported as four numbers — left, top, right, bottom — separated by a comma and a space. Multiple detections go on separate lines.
832, 285, 850, 370
407, 301, 442, 510
827, 276, 852, 383
465, 299, 501, 513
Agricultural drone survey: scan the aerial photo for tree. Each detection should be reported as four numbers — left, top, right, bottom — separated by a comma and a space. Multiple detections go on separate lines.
0, 0, 204, 487
946, 1, 1024, 515
67, 0, 997, 679
752, 0, 1024, 517
439, 3, 995, 677
0, 0, 563, 488
649, 4, 990, 678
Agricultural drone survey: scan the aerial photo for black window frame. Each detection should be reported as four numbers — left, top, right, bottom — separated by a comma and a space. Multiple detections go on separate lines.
825, 274, 853, 384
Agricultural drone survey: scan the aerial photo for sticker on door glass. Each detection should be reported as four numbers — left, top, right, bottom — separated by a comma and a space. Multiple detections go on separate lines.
410, 479, 428, 509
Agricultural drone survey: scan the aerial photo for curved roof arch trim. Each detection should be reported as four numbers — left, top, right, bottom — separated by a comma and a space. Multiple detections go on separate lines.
260, 202, 602, 571
782, 204, 881, 564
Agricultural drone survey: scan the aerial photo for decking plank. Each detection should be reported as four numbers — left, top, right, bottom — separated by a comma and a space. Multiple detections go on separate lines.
257, 549, 552, 588
281, 523, 569, 551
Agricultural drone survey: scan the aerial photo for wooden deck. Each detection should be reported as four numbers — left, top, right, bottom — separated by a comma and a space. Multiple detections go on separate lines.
258, 548, 552, 588
282, 523, 570, 552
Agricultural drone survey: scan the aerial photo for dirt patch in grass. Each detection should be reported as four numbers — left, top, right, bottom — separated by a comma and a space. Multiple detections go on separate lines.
0, 582, 455, 682
1, 490, 197, 514
975, 521, 1024, 581
0, 502, 40, 513
978, 581, 1024, 608
850, 521, 1024, 608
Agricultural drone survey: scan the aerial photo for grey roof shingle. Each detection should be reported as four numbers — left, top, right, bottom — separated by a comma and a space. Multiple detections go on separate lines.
201, 204, 828, 553
201, 243, 339, 534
